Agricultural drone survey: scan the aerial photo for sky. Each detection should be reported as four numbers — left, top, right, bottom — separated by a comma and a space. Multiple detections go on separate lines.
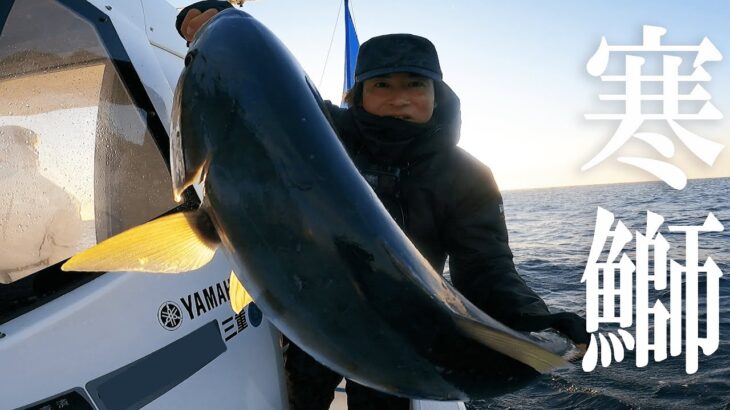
209, 0, 730, 191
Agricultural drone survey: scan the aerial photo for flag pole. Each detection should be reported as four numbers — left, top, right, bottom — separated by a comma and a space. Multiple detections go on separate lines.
342, 0, 359, 106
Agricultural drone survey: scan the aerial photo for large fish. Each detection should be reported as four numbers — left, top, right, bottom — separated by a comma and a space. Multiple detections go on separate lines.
63, 9, 570, 400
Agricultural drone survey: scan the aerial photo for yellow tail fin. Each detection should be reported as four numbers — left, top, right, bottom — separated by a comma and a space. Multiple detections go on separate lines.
229, 271, 254, 314
455, 316, 569, 373
62, 211, 218, 273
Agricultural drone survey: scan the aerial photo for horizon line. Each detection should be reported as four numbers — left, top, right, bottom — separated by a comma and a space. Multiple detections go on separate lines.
501, 175, 730, 193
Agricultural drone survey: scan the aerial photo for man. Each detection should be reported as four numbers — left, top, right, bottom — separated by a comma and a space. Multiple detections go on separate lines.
0, 126, 82, 284
177, 4, 588, 409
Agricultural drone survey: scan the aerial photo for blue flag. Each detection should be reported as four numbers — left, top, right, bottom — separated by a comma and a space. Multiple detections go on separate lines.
343, 0, 359, 97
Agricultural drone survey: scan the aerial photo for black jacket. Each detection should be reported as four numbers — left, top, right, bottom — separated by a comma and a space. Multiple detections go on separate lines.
176, 1, 588, 345
324, 86, 559, 331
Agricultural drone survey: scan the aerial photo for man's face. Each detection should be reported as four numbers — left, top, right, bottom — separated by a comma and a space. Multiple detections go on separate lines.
361, 72, 435, 123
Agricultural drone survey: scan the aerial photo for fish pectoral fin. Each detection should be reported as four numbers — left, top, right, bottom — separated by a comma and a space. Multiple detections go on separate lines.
454, 315, 569, 374
62, 210, 219, 274
229, 271, 254, 314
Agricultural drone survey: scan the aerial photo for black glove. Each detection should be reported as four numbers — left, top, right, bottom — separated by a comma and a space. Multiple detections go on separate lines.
549, 312, 590, 345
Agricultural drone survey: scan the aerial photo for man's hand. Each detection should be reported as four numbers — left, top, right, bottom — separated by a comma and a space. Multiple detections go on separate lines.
181, 8, 219, 42
547, 311, 591, 362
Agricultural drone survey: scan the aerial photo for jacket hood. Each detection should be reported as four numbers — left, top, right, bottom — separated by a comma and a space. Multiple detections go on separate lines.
336, 82, 462, 166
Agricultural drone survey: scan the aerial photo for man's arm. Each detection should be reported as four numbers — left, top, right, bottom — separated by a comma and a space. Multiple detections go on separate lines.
321, 100, 357, 148
444, 151, 589, 346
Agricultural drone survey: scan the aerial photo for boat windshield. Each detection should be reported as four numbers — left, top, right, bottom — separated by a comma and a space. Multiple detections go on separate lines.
0, 0, 177, 289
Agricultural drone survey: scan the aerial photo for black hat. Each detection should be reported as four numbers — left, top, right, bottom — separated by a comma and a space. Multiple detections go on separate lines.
355, 34, 442, 82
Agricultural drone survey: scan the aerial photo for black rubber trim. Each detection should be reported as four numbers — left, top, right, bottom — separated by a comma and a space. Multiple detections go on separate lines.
0, 0, 14, 34
86, 320, 226, 410
16, 388, 94, 410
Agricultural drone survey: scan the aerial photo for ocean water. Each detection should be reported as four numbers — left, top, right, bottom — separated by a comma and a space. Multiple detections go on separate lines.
468, 178, 730, 410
